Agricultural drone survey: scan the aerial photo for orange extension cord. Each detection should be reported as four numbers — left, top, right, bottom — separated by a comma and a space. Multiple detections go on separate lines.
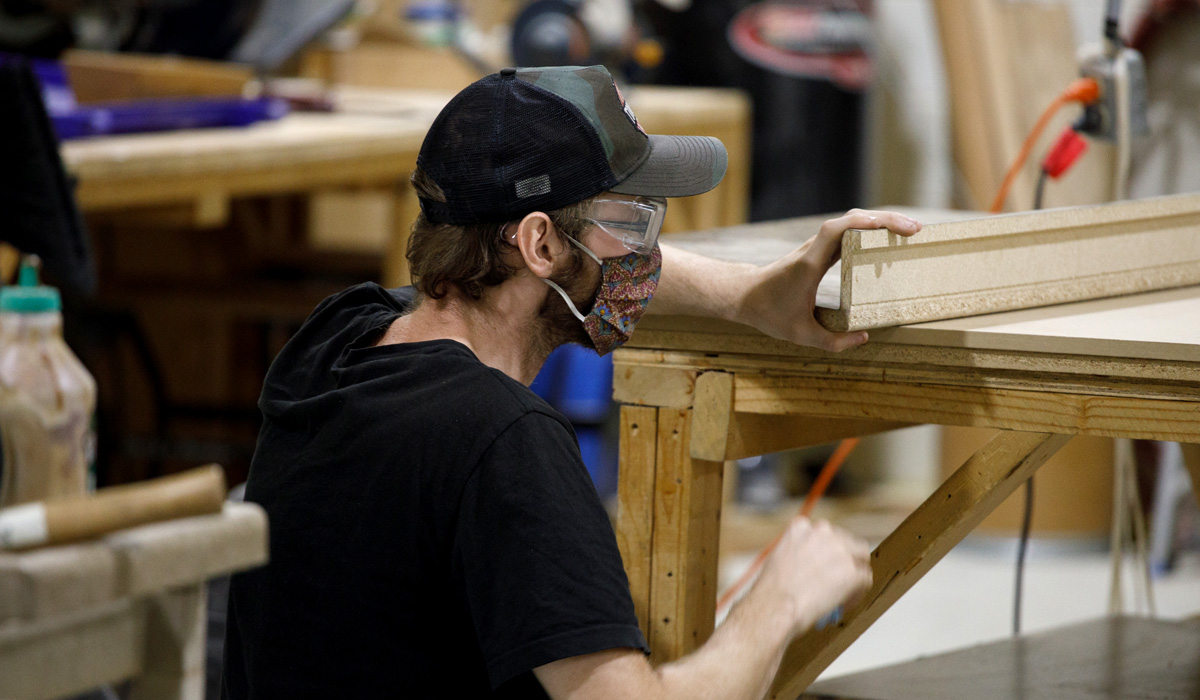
715, 437, 860, 617
988, 77, 1101, 213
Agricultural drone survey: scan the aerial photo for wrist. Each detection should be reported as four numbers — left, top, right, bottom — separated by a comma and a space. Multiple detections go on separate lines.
725, 263, 764, 326
738, 570, 806, 644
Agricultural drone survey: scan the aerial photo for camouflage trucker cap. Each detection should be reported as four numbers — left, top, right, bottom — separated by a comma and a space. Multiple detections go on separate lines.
416, 65, 728, 225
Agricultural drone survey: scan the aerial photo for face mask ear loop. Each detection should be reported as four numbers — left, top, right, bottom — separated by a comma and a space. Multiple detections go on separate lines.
542, 279, 589, 323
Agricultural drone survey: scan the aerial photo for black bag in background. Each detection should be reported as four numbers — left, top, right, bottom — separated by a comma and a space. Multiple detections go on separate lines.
0, 54, 95, 295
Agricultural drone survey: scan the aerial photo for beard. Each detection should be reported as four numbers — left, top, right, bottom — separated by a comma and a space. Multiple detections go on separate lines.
530, 255, 599, 361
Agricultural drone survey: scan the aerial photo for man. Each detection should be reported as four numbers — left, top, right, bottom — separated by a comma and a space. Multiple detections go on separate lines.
223, 65, 922, 699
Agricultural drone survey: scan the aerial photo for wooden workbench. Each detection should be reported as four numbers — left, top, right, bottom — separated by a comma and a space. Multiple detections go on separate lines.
0, 502, 267, 699
612, 212, 1200, 699
61, 84, 751, 287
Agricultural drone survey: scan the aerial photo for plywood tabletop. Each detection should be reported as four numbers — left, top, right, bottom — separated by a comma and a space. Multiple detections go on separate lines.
877, 285, 1200, 362
61, 111, 431, 182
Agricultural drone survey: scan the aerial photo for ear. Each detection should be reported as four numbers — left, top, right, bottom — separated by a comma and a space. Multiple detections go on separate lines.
513, 211, 567, 279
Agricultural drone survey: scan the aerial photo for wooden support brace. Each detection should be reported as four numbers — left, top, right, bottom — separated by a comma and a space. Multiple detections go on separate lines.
768, 429, 1074, 699
612, 363, 698, 410
648, 409, 724, 663
691, 372, 734, 461
616, 406, 659, 641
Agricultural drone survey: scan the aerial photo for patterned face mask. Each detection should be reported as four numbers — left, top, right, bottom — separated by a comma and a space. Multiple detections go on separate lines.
543, 237, 662, 356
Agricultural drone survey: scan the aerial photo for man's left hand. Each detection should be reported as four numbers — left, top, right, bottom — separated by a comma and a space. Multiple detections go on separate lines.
738, 209, 921, 352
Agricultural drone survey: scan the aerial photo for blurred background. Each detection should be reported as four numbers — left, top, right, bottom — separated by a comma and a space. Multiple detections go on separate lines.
5, 0, 1199, 552
5, 0, 1199, 533
2, 2, 1198, 694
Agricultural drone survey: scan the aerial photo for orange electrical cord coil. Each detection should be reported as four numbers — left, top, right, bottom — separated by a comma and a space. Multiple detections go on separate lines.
989, 77, 1101, 213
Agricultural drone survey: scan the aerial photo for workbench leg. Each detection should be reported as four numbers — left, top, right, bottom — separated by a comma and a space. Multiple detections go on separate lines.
128, 584, 207, 700
648, 408, 724, 663
1182, 443, 1200, 508
616, 405, 659, 643
767, 430, 1073, 699
382, 182, 420, 288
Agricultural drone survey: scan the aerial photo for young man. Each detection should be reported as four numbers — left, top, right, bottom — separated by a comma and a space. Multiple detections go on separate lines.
223, 65, 921, 700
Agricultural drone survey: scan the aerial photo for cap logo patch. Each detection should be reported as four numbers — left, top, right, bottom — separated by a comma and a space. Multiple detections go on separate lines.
516, 174, 552, 199
613, 82, 646, 136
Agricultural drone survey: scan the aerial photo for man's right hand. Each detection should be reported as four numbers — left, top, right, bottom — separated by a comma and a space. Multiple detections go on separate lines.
535, 518, 874, 700
755, 518, 873, 637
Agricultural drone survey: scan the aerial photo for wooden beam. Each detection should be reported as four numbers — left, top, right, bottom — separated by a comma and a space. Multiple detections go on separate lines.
818, 193, 1200, 331
733, 375, 1200, 443
616, 406, 659, 641
648, 409, 723, 663
769, 430, 1073, 698
690, 372, 734, 461
612, 363, 698, 409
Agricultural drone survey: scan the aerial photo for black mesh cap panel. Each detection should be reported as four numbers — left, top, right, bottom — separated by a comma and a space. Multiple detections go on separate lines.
418, 71, 616, 225
416, 65, 728, 225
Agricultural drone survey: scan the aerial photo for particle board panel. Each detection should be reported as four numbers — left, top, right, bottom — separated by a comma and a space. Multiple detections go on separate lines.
875, 285, 1200, 362
822, 193, 1200, 330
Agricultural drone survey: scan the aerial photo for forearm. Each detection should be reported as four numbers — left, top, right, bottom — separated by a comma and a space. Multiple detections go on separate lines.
654, 569, 837, 700
649, 243, 759, 323
654, 590, 792, 700
536, 521, 872, 700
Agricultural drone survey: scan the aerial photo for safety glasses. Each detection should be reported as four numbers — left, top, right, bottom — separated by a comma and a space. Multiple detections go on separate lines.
586, 195, 667, 255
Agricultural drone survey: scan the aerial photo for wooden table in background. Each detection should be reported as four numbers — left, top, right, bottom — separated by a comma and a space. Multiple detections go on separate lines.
0, 503, 266, 700
611, 212, 1200, 698
62, 84, 751, 288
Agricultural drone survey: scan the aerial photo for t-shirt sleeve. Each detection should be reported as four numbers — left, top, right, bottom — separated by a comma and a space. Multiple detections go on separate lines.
452, 411, 649, 689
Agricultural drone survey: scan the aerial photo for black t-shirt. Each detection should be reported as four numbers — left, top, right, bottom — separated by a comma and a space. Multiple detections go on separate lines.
223, 283, 647, 699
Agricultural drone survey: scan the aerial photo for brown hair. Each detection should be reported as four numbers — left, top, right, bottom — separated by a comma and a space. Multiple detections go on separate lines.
406, 167, 594, 300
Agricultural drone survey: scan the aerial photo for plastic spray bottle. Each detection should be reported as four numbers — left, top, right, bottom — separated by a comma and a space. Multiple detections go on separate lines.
0, 257, 96, 506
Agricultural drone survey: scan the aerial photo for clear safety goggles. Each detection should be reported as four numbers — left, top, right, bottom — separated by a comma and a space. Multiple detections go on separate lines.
586, 195, 667, 255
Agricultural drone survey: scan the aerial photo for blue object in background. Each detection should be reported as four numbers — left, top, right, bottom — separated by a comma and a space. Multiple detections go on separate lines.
530, 344, 617, 497
529, 345, 565, 403
576, 426, 618, 500
49, 96, 290, 140
556, 345, 613, 424
5, 52, 290, 141
531, 345, 613, 423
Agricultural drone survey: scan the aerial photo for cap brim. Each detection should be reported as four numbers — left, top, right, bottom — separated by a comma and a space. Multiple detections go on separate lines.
610, 134, 728, 198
